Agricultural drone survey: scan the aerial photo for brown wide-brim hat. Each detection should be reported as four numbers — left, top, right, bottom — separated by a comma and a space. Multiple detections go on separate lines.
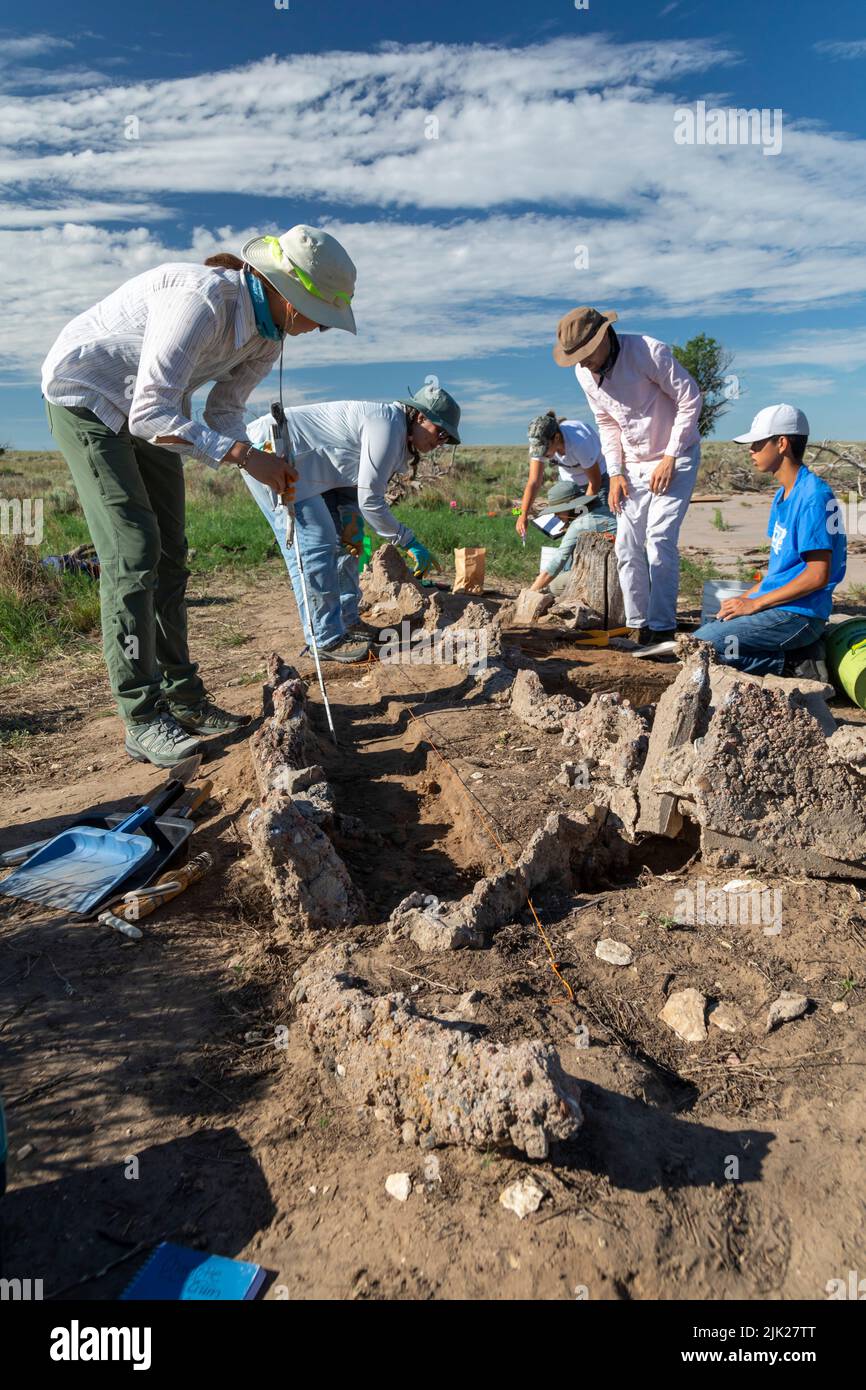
553, 306, 618, 367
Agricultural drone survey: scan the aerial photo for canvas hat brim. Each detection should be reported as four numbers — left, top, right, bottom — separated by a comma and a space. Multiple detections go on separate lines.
547, 493, 598, 515
398, 398, 461, 445
553, 310, 617, 368
242, 235, 357, 334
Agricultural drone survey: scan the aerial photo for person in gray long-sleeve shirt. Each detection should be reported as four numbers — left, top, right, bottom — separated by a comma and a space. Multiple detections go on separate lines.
244, 384, 462, 660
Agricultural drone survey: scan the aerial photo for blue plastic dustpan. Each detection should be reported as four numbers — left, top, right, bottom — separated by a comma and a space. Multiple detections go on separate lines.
0, 758, 201, 916
0, 807, 157, 916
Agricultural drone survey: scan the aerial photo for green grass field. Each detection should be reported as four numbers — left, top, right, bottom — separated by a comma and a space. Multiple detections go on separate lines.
1, 439, 862, 682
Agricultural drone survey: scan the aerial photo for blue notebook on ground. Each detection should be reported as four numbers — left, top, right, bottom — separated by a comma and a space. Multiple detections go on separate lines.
120, 1241, 267, 1301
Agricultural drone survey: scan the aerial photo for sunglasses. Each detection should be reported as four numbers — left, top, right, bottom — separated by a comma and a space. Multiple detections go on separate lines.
749, 436, 780, 452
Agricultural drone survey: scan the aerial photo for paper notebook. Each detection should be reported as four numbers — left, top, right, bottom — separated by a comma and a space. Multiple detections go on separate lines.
530, 512, 567, 537
120, 1241, 267, 1301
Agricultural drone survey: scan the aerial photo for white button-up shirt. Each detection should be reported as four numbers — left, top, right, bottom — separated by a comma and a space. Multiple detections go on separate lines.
575, 334, 702, 476
42, 263, 281, 465
248, 401, 416, 547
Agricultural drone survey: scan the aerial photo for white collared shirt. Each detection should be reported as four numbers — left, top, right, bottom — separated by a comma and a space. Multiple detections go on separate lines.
42, 263, 281, 465
247, 401, 416, 547
575, 334, 702, 475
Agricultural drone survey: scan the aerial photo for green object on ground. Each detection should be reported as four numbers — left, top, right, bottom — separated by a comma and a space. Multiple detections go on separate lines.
826, 617, 866, 710
44, 400, 207, 723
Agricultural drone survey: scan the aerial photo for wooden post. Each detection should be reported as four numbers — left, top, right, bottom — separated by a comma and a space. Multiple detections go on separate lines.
554, 533, 625, 630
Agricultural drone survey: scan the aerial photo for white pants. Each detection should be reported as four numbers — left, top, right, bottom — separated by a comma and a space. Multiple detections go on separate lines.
614, 446, 699, 631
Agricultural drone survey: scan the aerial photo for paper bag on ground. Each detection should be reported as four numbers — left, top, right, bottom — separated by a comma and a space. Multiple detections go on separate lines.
452, 547, 486, 594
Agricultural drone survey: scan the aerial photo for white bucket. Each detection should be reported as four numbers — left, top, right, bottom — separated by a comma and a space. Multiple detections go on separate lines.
540, 544, 560, 574
701, 579, 753, 623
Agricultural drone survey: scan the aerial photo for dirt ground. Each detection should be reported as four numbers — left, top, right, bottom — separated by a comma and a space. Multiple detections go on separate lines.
1, 558, 865, 1302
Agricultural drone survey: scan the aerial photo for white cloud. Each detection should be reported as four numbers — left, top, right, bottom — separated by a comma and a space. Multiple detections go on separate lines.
0, 34, 73, 60
1, 33, 865, 386
814, 39, 866, 60
770, 375, 837, 397
738, 329, 866, 372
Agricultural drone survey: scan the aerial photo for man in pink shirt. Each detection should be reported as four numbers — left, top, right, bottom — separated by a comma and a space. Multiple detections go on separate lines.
554, 306, 702, 642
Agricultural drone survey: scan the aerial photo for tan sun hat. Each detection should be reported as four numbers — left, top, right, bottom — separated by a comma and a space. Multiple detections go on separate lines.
241, 224, 357, 333
553, 306, 618, 367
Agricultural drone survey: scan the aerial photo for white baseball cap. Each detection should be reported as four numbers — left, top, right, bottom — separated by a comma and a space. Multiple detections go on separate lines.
734, 403, 809, 443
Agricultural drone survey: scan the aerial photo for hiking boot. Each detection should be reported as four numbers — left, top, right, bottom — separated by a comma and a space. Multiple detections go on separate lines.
647, 628, 677, 642
626, 626, 652, 645
320, 633, 371, 663
169, 699, 251, 736
125, 714, 203, 768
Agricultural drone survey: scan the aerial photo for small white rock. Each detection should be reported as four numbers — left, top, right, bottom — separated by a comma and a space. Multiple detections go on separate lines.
831, 1001, 848, 1014
722, 878, 769, 895
708, 1001, 746, 1034
423, 1154, 441, 1184
766, 991, 810, 1032
499, 1176, 546, 1219
385, 1172, 412, 1202
659, 988, 707, 1043
595, 938, 633, 967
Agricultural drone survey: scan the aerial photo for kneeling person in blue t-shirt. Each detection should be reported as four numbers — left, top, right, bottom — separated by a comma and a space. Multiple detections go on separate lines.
693, 404, 846, 680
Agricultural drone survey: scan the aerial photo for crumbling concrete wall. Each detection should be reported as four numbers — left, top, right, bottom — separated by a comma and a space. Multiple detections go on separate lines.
388, 804, 625, 950
629, 643, 866, 876
291, 942, 582, 1158
248, 653, 362, 938
510, 669, 581, 732
359, 543, 426, 627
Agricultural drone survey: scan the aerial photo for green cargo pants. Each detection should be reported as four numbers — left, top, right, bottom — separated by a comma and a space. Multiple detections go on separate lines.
45, 400, 206, 725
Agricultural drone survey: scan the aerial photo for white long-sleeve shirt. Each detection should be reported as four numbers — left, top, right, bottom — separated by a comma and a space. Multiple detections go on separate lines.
42, 263, 281, 465
575, 334, 702, 476
247, 401, 416, 547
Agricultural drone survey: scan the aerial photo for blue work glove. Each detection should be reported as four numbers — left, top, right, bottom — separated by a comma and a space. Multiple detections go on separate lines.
405, 540, 434, 578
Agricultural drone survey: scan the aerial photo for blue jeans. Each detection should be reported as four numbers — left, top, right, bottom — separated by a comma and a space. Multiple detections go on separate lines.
243, 475, 362, 648
693, 608, 826, 676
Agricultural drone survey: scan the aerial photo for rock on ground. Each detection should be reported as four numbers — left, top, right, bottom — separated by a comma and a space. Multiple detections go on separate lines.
500, 1176, 546, 1218
766, 991, 810, 1032
359, 543, 427, 627
659, 988, 708, 1043
629, 645, 866, 878
510, 669, 580, 733
513, 589, 554, 624
595, 938, 633, 966
292, 943, 583, 1158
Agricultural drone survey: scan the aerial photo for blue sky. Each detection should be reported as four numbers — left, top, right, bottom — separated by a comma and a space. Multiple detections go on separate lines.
1, 0, 865, 448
